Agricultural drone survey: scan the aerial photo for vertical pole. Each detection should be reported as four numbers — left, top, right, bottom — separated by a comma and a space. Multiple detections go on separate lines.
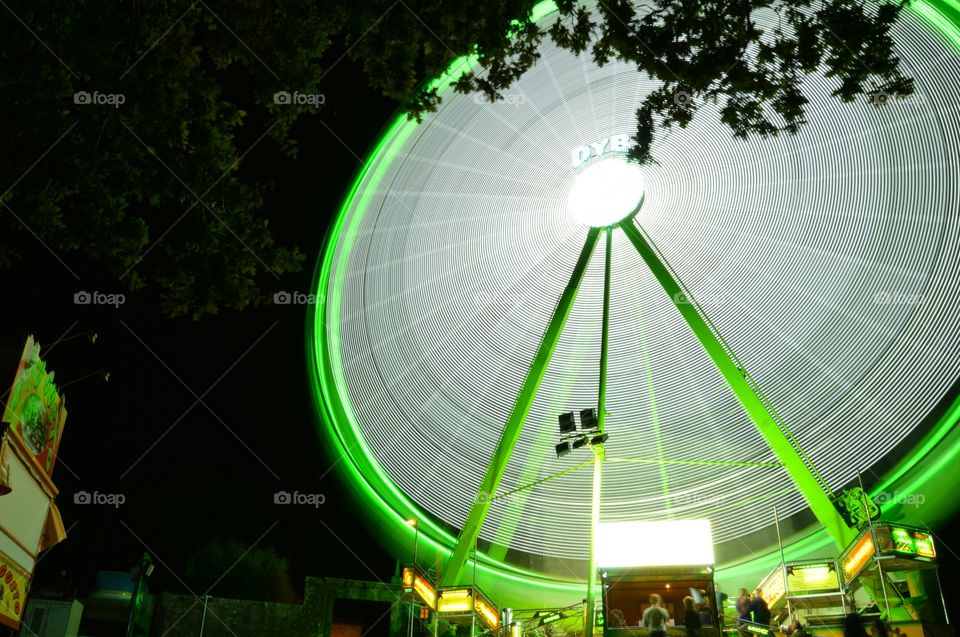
586, 229, 613, 637
774, 506, 791, 623
472, 538, 478, 637
199, 595, 209, 637
934, 565, 950, 624
858, 471, 891, 620
409, 523, 420, 637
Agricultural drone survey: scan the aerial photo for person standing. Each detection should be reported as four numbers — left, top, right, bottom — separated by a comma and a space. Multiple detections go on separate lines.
683, 596, 702, 637
746, 593, 771, 636
643, 594, 671, 637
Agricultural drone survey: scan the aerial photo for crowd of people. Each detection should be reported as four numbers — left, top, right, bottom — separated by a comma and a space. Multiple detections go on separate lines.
612, 587, 889, 637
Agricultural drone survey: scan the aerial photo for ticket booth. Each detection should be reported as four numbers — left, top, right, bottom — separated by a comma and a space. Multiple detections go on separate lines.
602, 566, 719, 636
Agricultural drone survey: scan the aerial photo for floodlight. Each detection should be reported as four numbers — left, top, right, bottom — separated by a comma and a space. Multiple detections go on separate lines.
572, 436, 588, 450
590, 433, 609, 445
580, 408, 599, 430
558, 412, 577, 434
555, 442, 571, 458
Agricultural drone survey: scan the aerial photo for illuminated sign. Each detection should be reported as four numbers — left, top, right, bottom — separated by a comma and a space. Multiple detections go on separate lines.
842, 533, 876, 583
437, 588, 473, 613
402, 568, 438, 609
2, 337, 68, 476
535, 611, 566, 626
474, 591, 499, 630
597, 520, 714, 567
785, 562, 840, 594
755, 566, 786, 608
570, 134, 632, 168
881, 526, 936, 560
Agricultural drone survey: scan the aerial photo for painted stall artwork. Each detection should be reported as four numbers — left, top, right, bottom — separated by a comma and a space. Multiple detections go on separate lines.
0, 552, 28, 628
1, 336, 68, 476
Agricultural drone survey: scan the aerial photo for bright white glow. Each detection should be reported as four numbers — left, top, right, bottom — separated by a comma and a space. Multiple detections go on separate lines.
567, 157, 645, 227
597, 519, 714, 567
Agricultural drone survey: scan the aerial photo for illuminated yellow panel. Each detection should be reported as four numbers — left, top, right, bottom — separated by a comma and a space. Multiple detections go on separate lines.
402, 567, 414, 588
413, 574, 437, 610
475, 592, 499, 630
842, 534, 876, 583
786, 562, 839, 594
438, 588, 473, 613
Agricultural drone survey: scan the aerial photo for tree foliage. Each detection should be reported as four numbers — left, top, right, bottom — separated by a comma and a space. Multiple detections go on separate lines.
183, 538, 299, 602
0, 0, 913, 317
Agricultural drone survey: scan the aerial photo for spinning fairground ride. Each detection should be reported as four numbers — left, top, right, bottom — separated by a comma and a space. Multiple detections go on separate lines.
309, 0, 960, 630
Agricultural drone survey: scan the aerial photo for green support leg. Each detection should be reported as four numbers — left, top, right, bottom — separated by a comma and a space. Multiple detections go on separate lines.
441, 228, 603, 587
619, 221, 854, 549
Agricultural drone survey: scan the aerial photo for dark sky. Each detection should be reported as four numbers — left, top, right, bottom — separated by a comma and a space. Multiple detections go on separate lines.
4, 19, 960, 625
2, 52, 402, 599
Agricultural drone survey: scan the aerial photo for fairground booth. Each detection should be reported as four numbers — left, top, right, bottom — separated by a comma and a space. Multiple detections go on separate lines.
599, 520, 718, 637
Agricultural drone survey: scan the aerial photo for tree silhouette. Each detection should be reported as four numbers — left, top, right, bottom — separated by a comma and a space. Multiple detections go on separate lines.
0, 0, 914, 317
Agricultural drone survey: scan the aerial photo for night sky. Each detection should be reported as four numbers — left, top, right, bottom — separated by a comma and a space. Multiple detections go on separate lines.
4, 22, 960, 627
2, 52, 402, 600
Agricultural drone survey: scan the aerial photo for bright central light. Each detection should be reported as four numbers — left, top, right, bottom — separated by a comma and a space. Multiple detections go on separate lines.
567, 157, 645, 227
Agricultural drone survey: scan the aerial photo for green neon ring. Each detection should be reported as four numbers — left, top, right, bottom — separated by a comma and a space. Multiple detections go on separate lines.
309, 0, 960, 600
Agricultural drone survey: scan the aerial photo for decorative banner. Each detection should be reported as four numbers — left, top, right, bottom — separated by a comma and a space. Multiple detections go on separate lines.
877, 525, 936, 560
474, 590, 499, 630
0, 550, 29, 629
401, 567, 437, 609
755, 565, 786, 608
785, 561, 840, 595
842, 532, 876, 585
2, 337, 67, 476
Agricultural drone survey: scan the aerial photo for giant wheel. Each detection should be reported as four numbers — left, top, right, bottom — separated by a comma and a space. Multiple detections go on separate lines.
309, 0, 960, 608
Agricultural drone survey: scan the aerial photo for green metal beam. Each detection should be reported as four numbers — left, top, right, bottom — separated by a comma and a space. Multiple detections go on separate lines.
441, 228, 603, 586
619, 221, 855, 549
